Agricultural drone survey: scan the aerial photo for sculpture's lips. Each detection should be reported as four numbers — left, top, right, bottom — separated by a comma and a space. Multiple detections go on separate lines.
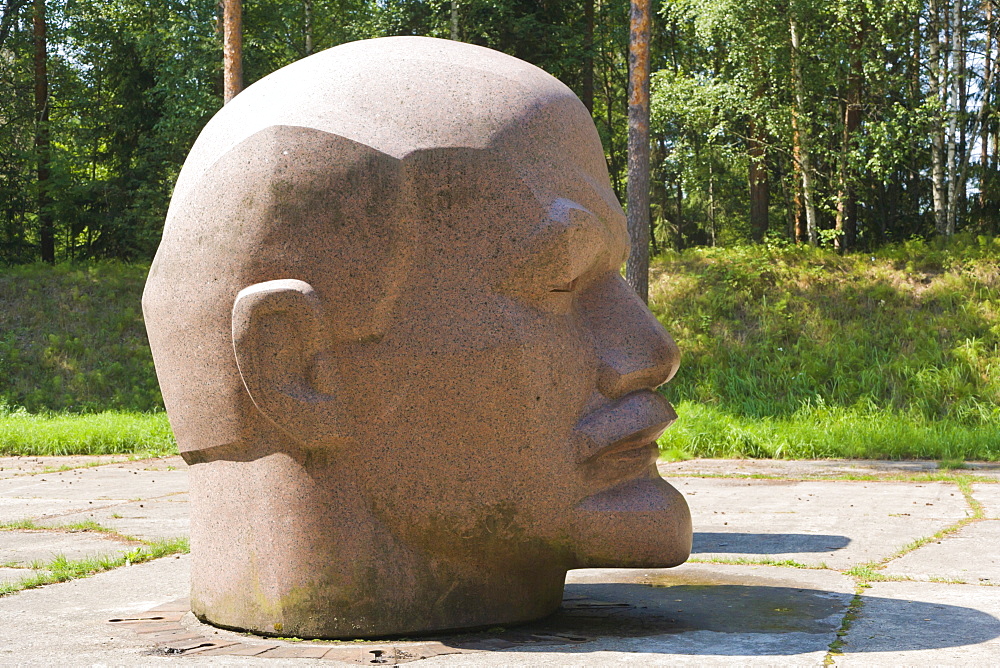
575, 391, 677, 479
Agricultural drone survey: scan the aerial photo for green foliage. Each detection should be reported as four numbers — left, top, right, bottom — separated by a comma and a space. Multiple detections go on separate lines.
2, 0, 611, 264
0, 261, 161, 412
653, 240, 1000, 460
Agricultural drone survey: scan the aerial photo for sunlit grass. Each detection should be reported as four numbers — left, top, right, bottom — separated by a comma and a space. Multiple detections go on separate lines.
3, 239, 1000, 460
0, 406, 176, 457
658, 401, 1000, 461
0, 261, 161, 413
0, 537, 189, 597
652, 236, 1000, 461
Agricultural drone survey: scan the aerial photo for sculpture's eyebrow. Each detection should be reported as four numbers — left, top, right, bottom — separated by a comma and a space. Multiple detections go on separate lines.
508, 197, 625, 285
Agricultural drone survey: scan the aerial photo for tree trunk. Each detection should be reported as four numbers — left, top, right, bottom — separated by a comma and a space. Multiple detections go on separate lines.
945, 0, 962, 236
950, 28, 998, 226
223, 0, 242, 103
789, 14, 818, 245
981, 0, 992, 210
33, 0, 53, 263
676, 179, 685, 249
304, 0, 313, 55
625, 0, 652, 303
928, 0, 947, 234
708, 155, 717, 247
582, 0, 594, 113
836, 27, 863, 251
748, 119, 769, 242
650, 138, 668, 254
450, 0, 459, 40
791, 121, 805, 242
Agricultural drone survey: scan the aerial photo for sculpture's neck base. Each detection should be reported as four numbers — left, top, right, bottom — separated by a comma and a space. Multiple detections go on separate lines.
187, 452, 568, 639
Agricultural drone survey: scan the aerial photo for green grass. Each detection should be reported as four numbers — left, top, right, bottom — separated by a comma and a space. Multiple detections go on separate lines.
658, 401, 1000, 461
0, 518, 189, 596
3, 238, 1000, 460
0, 537, 189, 597
0, 261, 160, 413
0, 406, 175, 456
652, 235, 1000, 461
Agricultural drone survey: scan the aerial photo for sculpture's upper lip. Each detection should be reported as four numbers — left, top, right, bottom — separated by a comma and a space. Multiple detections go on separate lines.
574, 390, 677, 465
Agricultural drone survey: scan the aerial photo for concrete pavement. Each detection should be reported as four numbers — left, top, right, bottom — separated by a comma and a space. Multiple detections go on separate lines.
0, 456, 997, 665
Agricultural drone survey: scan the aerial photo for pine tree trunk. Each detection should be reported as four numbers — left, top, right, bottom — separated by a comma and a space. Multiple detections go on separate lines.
791, 122, 805, 242
33, 0, 53, 263
981, 0, 991, 210
708, 156, 717, 247
582, 0, 594, 113
748, 119, 769, 242
223, 0, 242, 103
625, 0, 651, 303
676, 180, 685, 249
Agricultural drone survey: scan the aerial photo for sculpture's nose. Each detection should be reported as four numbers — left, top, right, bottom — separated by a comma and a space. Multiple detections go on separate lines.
582, 275, 680, 400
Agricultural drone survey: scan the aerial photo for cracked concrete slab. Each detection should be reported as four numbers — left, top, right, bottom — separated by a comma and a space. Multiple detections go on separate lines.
973, 483, 1000, 518
0, 567, 46, 586
665, 477, 968, 569
836, 580, 1000, 666
53, 494, 189, 541
0, 555, 213, 666
0, 457, 130, 480
881, 520, 1000, 584
0, 529, 137, 566
0, 465, 186, 502
56, 560, 857, 667
0, 463, 187, 524
1, 456, 999, 665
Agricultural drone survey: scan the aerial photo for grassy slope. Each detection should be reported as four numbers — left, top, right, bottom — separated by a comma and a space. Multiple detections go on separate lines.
0, 262, 161, 413
1, 238, 999, 460
651, 237, 1000, 460
0, 262, 173, 455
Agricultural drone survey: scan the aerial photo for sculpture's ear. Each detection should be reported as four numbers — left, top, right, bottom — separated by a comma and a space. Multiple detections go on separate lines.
232, 279, 343, 446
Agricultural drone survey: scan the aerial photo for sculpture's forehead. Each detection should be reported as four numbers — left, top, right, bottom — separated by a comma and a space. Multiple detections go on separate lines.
173, 37, 591, 206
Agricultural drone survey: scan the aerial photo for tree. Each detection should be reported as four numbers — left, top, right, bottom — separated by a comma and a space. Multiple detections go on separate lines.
0, 0, 29, 49
626, 0, 651, 303
223, 0, 242, 102
33, 0, 53, 262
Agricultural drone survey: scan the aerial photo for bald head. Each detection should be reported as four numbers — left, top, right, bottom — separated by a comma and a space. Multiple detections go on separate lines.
143, 38, 690, 639
144, 37, 614, 457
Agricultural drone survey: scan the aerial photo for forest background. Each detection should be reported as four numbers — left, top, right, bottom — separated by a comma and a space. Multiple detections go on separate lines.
1, 0, 999, 461
3, 0, 1000, 259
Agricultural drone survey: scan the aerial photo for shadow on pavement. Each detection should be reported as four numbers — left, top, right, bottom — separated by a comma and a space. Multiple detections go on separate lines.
693, 532, 851, 554
438, 581, 1000, 656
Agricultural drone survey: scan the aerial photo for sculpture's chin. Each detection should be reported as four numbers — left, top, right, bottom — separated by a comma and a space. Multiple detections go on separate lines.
570, 476, 692, 568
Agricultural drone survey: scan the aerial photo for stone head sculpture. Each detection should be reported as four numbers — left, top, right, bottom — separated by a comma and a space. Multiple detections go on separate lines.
143, 36, 691, 639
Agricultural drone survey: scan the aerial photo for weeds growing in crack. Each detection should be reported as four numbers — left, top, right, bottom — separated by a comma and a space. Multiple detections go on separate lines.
0, 537, 189, 597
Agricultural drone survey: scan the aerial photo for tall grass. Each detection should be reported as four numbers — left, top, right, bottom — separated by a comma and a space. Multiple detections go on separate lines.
652, 235, 1000, 460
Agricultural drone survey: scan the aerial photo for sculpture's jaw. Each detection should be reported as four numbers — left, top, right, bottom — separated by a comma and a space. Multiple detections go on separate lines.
571, 476, 693, 569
